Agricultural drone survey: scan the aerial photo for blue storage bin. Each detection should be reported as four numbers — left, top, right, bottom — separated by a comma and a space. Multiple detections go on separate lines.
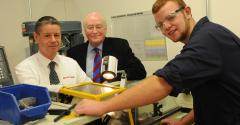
0, 84, 51, 125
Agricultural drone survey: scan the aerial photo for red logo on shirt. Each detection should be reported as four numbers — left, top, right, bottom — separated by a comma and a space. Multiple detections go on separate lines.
63, 76, 75, 79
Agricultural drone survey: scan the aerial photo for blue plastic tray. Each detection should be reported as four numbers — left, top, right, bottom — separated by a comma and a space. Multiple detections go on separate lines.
0, 84, 51, 125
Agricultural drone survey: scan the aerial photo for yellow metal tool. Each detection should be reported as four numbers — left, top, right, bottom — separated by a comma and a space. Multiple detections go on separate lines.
59, 82, 135, 125
59, 82, 126, 101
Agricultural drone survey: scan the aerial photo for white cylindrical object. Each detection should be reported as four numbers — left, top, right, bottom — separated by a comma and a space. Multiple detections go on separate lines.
101, 56, 118, 80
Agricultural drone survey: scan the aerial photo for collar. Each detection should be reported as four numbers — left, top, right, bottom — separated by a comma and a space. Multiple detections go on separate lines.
37, 51, 60, 67
190, 16, 209, 40
87, 43, 103, 53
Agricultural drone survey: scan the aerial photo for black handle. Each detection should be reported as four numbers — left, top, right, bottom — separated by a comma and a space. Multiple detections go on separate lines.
53, 104, 76, 122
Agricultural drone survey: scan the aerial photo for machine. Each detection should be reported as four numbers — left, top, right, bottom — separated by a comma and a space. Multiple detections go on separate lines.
0, 46, 14, 87
21, 21, 84, 55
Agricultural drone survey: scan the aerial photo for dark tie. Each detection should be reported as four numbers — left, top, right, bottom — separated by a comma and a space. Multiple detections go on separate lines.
93, 48, 102, 83
49, 61, 60, 85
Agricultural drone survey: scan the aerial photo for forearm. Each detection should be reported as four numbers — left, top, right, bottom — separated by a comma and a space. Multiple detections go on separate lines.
103, 75, 172, 113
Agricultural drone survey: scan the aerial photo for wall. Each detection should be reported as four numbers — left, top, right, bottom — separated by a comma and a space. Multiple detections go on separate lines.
0, 0, 70, 82
209, 0, 240, 36
0, 0, 29, 82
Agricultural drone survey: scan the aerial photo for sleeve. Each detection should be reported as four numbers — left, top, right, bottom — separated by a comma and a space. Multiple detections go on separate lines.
15, 62, 39, 84
154, 31, 222, 92
74, 60, 92, 83
118, 39, 147, 80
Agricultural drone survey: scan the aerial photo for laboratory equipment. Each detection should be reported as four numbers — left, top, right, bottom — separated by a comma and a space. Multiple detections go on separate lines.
59, 82, 125, 101
22, 21, 84, 55
0, 46, 13, 87
0, 84, 51, 125
101, 55, 127, 88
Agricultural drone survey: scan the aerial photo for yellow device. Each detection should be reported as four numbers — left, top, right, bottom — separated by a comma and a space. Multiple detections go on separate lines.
59, 82, 134, 125
59, 82, 126, 101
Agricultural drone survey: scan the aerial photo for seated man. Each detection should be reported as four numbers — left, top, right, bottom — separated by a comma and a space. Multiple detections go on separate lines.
67, 12, 146, 83
15, 16, 92, 93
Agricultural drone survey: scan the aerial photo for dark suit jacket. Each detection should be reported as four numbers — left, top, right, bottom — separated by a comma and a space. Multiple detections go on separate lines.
67, 37, 146, 81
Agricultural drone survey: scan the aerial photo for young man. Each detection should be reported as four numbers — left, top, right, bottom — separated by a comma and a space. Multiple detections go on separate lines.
74, 0, 240, 125
67, 12, 146, 82
15, 16, 91, 92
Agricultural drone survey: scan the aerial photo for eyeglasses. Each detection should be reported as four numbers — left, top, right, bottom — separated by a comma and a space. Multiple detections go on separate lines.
86, 24, 104, 31
155, 6, 185, 31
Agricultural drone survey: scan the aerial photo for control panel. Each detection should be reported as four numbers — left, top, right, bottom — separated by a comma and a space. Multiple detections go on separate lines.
0, 46, 13, 86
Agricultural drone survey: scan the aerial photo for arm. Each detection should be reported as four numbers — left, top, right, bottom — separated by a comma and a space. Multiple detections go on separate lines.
161, 110, 194, 125
75, 61, 92, 82
15, 63, 39, 84
74, 75, 172, 116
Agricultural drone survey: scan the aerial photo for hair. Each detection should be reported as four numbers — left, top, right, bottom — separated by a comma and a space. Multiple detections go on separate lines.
35, 16, 61, 32
83, 12, 107, 30
152, 0, 186, 14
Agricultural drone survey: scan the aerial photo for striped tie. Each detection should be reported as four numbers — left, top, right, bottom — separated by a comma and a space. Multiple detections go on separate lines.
93, 48, 102, 83
49, 61, 60, 85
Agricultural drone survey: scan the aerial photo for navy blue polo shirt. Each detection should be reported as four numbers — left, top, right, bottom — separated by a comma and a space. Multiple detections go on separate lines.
154, 17, 240, 125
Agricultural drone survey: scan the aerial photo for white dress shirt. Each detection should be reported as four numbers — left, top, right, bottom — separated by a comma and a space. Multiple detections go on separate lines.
86, 43, 103, 79
15, 52, 92, 92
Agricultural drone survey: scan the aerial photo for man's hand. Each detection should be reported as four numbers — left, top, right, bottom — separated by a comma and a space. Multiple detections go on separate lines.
74, 99, 107, 116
